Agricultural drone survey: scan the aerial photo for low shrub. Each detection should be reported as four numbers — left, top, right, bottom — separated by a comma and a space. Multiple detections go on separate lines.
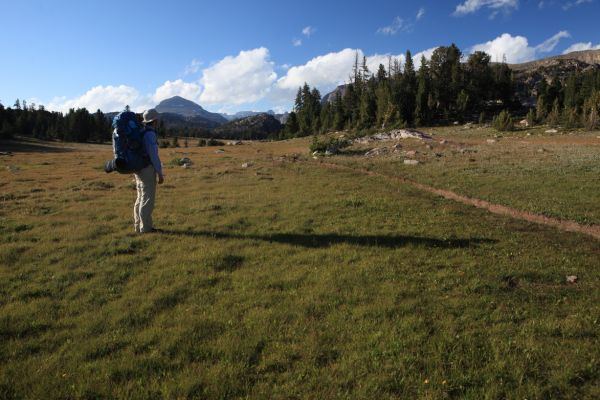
207, 138, 225, 146
309, 136, 350, 154
492, 110, 514, 131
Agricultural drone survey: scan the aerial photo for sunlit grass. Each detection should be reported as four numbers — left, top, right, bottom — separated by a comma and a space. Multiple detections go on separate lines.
0, 135, 598, 399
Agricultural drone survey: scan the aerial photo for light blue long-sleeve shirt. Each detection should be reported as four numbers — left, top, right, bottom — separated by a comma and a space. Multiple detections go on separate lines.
143, 128, 163, 177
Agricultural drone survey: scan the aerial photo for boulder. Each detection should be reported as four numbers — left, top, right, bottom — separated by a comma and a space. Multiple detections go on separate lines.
404, 159, 419, 165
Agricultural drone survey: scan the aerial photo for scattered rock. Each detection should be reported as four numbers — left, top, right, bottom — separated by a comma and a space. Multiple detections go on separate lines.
526, 133, 532, 136
241, 162, 253, 168
537, 148, 546, 153
453, 121, 460, 125
566, 275, 578, 284
404, 150, 417, 156
435, 153, 443, 158
0, 151, 13, 156
545, 129, 558, 134
214, 149, 225, 154
439, 140, 448, 145
425, 144, 433, 150
404, 159, 419, 165
364, 147, 388, 157
486, 139, 497, 144
228, 140, 243, 145
353, 129, 432, 144
519, 119, 529, 127
182, 164, 190, 169
392, 143, 403, 151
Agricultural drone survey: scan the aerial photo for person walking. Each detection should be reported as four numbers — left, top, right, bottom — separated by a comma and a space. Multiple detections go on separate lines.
134, 109, 164, 233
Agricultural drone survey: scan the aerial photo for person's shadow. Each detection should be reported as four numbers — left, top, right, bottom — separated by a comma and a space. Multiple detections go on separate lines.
161, 229, 495, 249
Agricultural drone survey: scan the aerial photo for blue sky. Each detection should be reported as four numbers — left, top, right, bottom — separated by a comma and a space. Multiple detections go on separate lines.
1, 0, 598, 113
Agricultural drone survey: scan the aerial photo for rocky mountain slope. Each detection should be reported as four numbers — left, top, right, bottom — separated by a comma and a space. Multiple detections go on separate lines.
212, 113, 282, 140
509, 49, 600, 72
321, 85, 348, 104
221, 110, 275, 121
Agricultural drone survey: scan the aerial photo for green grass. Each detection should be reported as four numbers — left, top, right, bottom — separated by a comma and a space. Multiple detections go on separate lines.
335, 126, 600, 225
0, 137, 599, 399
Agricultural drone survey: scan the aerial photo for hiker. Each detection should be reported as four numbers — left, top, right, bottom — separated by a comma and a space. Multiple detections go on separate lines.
134, 109, 164, 233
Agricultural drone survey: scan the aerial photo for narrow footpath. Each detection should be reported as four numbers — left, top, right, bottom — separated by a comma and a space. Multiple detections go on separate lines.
317, 161, 600, 241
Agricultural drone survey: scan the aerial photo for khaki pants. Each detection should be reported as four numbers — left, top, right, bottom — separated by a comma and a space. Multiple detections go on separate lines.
134, 164, 157, 233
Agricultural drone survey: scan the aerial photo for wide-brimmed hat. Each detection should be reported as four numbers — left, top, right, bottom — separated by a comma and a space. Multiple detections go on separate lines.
142, 109, 160, 124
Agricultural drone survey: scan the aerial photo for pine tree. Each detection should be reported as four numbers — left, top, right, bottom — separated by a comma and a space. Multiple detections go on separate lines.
376, 64, 387, 83
546, 98, 560, 127
358, 86, 376, 129
536, 96, 548, 122
332, 92, 346, 131
283, 112, 300, 136
526, 108, 536, 127
583, 90, 600, 130
414, 56, 431, 126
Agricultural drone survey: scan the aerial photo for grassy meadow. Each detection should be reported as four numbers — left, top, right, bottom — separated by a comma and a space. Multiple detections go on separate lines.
1, 129, 599, 399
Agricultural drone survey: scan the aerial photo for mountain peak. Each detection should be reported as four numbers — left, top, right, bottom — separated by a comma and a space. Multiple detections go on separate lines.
156, 96, 206, 116
155, 96, 227, 124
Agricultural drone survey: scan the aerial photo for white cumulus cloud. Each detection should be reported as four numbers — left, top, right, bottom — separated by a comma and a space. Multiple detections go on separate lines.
563, 41, 600, 53
152, 79, 202, 104
453, 0, 519, 16
416, 7, 426, 20
274, 47, 437, 102
276, 48, 359, 92
199, 47, 277, 105
469, 31, 570, 63
43, 46, 442, 114
47, 85, 142, 113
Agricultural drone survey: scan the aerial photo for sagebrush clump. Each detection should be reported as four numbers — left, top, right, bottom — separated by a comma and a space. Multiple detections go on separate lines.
493, 110, 514, 131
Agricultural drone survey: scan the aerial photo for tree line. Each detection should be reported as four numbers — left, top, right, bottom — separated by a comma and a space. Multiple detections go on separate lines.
0, 101, 210, 142
0, 100, 112, 142
283, 44, 600, 136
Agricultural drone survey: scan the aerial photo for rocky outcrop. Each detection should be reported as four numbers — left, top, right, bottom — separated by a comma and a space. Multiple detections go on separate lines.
212, 113, 282, 140
321, 85, 348, 104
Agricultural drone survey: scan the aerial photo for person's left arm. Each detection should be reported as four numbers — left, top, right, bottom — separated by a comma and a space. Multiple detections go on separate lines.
144, 130, 164, 181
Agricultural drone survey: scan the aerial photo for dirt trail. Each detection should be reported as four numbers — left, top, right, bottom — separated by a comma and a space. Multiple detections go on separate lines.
317, 161, 600, 241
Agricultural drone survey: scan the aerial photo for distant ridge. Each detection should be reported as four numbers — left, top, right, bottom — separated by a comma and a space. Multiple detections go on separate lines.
221, 110, 275, 121
509, 49, 600, 72
155, 96, 227, 125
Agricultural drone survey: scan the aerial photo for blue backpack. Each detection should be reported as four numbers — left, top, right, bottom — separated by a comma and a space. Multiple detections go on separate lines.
105, 111, 150, 174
